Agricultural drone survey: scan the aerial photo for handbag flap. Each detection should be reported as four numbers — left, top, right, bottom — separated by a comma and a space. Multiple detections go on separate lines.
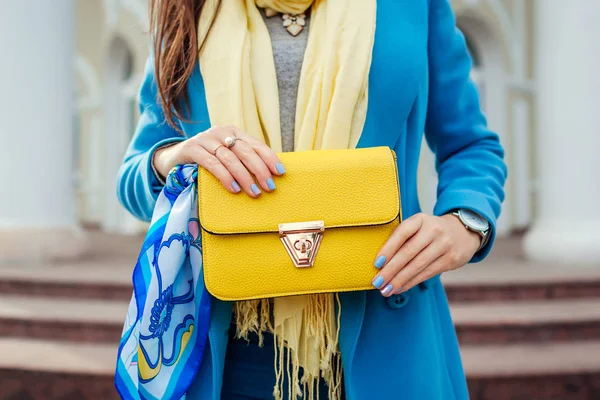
198, 146, 400, 235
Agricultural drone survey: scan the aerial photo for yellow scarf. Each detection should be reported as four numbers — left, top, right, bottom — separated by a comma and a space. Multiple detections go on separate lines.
198, 0, 376, 398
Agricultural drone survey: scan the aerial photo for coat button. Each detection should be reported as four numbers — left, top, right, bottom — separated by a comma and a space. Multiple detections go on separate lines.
386, 293, 409, 309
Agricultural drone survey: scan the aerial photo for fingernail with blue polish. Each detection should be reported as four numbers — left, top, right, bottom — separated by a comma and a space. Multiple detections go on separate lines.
232, 181, 241, 193
276, 162, 286, 175
394, 287, 404, 294
267, 178, 276, 190
251, 184, 261, 196
372, 276, 384, 289
374, 255, 386, 269
381, 284, 393, 296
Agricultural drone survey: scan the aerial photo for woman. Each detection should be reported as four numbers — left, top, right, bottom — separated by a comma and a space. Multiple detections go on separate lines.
117, 0, 507, 398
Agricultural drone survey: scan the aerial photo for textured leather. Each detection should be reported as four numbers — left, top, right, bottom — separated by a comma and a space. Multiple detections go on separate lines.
199, 146, 401, 301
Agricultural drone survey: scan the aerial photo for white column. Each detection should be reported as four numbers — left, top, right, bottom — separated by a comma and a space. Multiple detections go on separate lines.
524, 0, 600, 265
0, 0, 86, 263
511, 98, 532, 229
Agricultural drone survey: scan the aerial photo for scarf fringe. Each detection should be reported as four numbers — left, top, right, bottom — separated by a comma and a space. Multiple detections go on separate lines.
235, 294, 343, 400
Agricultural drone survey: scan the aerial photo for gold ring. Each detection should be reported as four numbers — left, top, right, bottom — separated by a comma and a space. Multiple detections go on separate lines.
224, 136, 239, 148
211, 144, 225, 156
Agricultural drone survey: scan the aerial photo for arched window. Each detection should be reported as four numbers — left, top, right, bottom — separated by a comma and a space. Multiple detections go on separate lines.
458, 17, 493, 111
104, 36, 141, 233
106, 36, 134, 151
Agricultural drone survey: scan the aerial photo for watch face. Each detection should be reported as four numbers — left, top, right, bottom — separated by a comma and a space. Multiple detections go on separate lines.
459, 209, 489, 231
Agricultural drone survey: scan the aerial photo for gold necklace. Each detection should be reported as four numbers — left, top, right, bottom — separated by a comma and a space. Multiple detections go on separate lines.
265, 8, 307, 37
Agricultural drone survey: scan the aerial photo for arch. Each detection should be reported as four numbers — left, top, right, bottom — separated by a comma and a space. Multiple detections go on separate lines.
453, 0, 523, 77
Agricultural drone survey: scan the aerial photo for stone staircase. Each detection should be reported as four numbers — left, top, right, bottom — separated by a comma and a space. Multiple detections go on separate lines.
0, 261, 129, 400
443, 253, 600, 399
0, 235, 599, 399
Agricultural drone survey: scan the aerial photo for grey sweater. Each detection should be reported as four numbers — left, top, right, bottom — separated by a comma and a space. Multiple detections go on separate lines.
262, 10, 309, 152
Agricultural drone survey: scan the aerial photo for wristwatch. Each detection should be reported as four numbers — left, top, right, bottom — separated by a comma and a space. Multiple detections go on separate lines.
451, 209, 490, 252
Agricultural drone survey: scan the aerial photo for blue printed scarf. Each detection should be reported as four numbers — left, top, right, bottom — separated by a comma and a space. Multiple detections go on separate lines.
115, 165, 211, 400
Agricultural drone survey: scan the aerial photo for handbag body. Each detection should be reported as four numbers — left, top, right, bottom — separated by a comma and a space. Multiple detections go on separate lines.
199, 146, 401, 301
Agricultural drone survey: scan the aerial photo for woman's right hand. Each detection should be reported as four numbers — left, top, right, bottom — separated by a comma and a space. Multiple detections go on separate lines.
152, 125, 286, 197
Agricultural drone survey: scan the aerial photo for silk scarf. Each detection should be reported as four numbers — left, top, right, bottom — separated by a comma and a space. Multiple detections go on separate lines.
115, 166, 211, 400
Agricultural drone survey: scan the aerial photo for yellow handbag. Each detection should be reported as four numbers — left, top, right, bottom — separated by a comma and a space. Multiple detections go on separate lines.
198, 146, 401, 301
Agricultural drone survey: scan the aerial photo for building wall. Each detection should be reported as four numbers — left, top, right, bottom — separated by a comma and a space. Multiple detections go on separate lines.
74, 0, 536, 235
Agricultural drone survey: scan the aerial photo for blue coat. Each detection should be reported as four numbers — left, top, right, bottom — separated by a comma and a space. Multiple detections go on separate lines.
117, 0, 507, 398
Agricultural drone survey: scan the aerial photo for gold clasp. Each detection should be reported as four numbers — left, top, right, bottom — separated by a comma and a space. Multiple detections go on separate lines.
278, 221, 324, 268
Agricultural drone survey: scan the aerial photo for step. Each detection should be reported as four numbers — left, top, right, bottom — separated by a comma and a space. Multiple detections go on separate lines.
451, 298, 600, 344
3, 250, 599, 303
0, 337, 119, 400
4, 293, 598, 346
0, 294, 127, 343
0, 261, 132, 301
1, 338, 598, 400
462, 341, 600, 399
443, 260, 600, 302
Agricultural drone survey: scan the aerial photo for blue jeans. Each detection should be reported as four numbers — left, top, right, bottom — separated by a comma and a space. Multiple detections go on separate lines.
221, 325, 345, 399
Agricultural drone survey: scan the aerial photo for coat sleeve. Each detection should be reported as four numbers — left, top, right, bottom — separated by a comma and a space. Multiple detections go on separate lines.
116, 57, 186, 222
424, 0, 508, 262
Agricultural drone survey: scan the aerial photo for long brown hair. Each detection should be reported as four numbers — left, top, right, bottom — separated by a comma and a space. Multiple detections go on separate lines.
149, 0, 219, 130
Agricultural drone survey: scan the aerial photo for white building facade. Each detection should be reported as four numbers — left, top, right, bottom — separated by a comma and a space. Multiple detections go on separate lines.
1, 0, 598, 265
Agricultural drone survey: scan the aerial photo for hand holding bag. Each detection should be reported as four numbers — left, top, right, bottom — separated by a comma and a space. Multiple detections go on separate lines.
198, 146, 402, 301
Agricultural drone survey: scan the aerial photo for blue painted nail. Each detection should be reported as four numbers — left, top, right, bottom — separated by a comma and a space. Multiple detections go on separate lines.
251, 184, 261, 196
232, 181, 241, 193
381, 284, 393, 296
372, 276, 384, 289
267, 178, 276, 190
374, 255, 386, 269
394, 287, 404, 294
276, 162, 286, 175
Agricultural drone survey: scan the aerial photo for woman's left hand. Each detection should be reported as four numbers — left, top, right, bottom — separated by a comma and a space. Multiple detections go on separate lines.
372, 213, 481, 296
